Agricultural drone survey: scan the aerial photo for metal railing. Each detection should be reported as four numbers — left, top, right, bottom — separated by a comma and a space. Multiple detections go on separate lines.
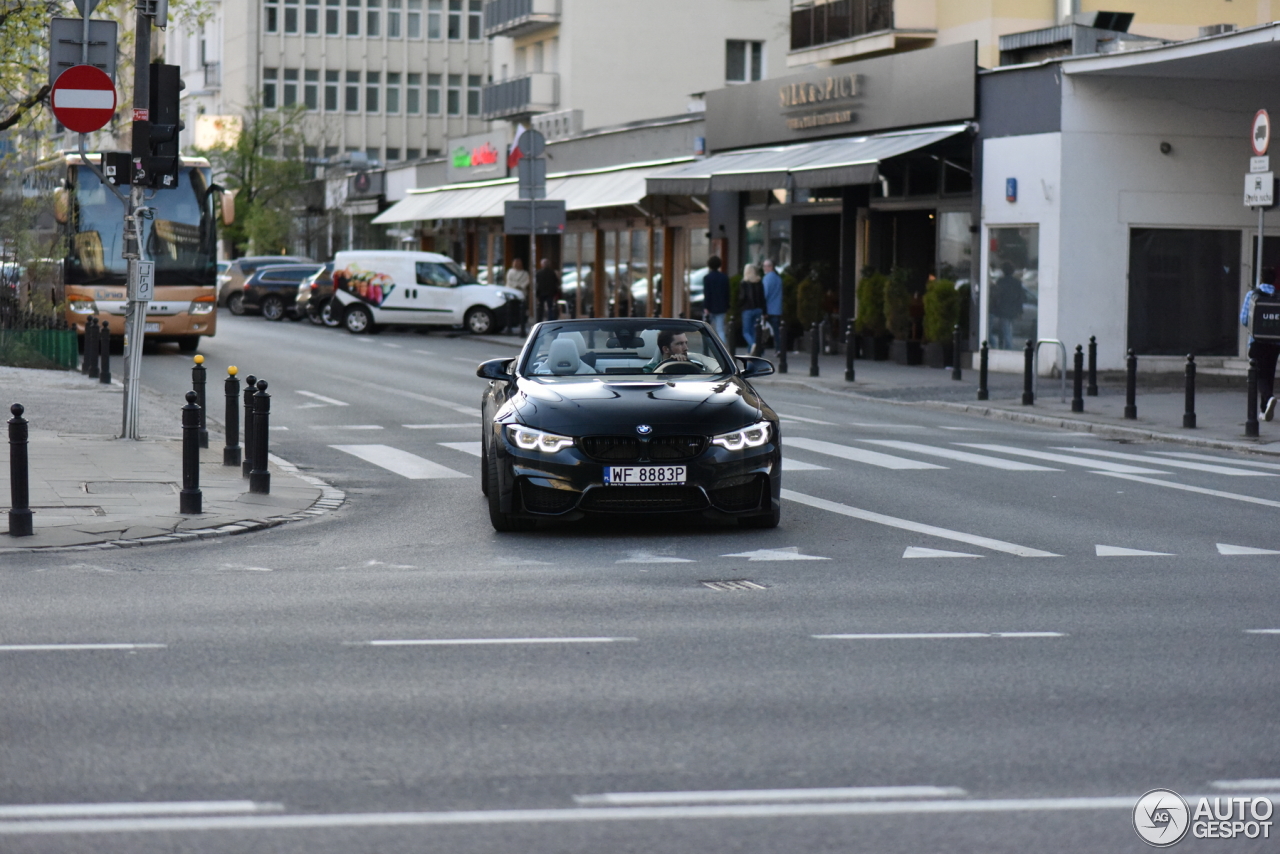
483, 0, 559, 37
790, 0, 894, 52
480, 72, 558, 121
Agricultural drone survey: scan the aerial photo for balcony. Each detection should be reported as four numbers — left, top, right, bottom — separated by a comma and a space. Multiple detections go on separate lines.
788, 0, 935, 67
483, 0, 560, 38
481, 72, 559, 121
203, 62, 221, 88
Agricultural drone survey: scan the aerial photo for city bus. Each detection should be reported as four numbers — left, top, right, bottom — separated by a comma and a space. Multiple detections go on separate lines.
28, 152, 223, 352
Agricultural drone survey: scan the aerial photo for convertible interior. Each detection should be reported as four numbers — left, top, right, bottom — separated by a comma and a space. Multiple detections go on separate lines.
529, 326, 725, 376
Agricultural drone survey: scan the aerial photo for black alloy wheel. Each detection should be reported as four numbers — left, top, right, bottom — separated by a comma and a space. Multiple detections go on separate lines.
320, 299, 341, 327
261, 295, 286, 321
226, 292, 246, 316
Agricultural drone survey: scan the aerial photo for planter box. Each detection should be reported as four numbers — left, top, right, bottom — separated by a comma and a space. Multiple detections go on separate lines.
861, 334, 892, 361
891, 340, 924, 365
923, 341, 947, 369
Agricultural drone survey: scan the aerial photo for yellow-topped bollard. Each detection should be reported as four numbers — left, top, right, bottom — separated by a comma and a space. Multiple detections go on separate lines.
224, 365, 242, 466
191, 352, 209, 448
193, 354, 204, 365
228, 365, 238, 376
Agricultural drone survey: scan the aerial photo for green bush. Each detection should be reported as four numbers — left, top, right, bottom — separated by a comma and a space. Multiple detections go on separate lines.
883, 268, 911, 341
728, 273, 742, 316
856, 270, 887, 336
796, 276, 823, 327
781, 267, 802, 332
922, 278, 958, 343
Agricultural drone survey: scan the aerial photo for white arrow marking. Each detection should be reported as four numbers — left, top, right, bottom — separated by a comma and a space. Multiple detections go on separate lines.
902, 547, 981, 559
1216, 543, 1280, 556
1095, 545, 1175, 557
720, 547, 829, 562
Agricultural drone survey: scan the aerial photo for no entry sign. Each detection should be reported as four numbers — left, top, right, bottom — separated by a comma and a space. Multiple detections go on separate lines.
50, 65, 117, 133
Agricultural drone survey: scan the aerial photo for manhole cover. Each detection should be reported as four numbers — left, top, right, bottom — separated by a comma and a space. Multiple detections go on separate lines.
701, 579, 767, 592
83, 481, 177, 495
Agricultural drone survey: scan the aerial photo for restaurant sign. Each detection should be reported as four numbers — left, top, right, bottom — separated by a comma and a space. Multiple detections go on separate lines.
446, 129, 510, 183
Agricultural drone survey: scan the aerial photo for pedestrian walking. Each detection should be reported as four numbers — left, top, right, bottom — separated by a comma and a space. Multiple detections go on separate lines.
990, 262, 1023, 350
535, 258, 562, 322
505, 257, 531, 310
739, 264, 765, 351
762, 259, 784, 348
1242, 265, 1280, 421
702, 256, 730, 342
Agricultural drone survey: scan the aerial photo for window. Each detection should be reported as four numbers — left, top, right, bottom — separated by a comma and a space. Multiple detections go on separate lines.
345, 70, 360, 111
725, 40, 764, 83
386, 147, 400, 161
284, 0, 299, 33
1128, 228, 1241, 356
283, 68, 298, 106
407, 0, 421, 36
447, 73, 461, 115
426, 73, 441, 114
305, 0, 319, 33
447, 0, 461, 40
367, 0, 380, 37
514, 45, 526, 75
324, 145, 339, 158
263, 67, 278, 108
326, 0, 340, 34
986, 226, 1039, 351
366, 147, 380, 163
304, 69, 319, 109
265, 0, 279, 32
388, 0, 400, 36
466, 74, 480, 116
533, 40, 543, 72
467, 0, 481, 39
366, 70, 380, 112
385, 71, 401, 113
406, 147, 420, 160
427, 0, 441, 38
346, 0, 359, 36
324, 69, 339, 110
406, 72, 422, 113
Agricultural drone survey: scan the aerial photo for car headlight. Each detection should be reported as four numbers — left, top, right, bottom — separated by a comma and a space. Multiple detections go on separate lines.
711, 420, 771, 451
507, 425, 575, 453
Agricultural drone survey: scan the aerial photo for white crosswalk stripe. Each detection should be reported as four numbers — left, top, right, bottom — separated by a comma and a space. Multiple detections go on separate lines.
954, 444, 1170, 474
786, 438, 945, 470
781, 457, 828, 471
1051, 447, 1275, 477
863, 440, 1059, 471
439, 441, 483, 457
1154, 451, 1280, 471
330, 444, 470, 479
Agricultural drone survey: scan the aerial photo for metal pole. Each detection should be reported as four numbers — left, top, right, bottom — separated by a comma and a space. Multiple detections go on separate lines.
242, 374, 257, 478
224, 366, 241, 466
1124, 349, 1138, 419
98, 321, 111, 384
192, 355, 208, 448
179, 391, 202, 514
84, 317, 99, 377
777, 319, 788, 374
1087, 335, 1098, 396
809, 322, 820, 377
7, 404, 33, 537
845, 320, 855, 382
951, 323, 962, 381
978, 340, 989, 401
1071, 345, 1084, 412
1247, 357, 1260, 438
121, 10, 152, 440
1021, 339, 1034, 405
249, 380, 271, 495
1258, 205, 1266, 290
1183, 354, 1197, 429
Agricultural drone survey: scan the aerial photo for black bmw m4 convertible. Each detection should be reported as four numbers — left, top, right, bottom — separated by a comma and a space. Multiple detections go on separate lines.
476, 318, 781, 531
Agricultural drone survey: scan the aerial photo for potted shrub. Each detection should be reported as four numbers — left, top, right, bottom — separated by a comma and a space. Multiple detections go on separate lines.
922, 278, 958, 369
884, 268, 921, 365
795, 274, 823, 352
855, 269, 890, 360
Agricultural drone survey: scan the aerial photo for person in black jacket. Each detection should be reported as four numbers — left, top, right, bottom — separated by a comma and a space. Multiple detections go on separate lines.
534, 258, 561, 322
739, 263, 765, 353
702, 256, 730, 342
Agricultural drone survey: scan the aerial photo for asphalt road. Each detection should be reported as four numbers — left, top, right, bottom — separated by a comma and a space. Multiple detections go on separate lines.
1, 315, 1278, 853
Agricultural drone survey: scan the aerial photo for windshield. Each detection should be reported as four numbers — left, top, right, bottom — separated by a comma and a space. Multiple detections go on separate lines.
66, 164, 217, 287
523, 320, 732, 377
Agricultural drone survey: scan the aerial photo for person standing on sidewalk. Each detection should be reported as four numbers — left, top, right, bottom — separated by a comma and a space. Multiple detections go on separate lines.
505, 257, 531, 313
762, 259, 784, 349
1242, 265, 1279, 421
702, 256, 730, 342
535, 258, 562, 322
739, 264, 765, 352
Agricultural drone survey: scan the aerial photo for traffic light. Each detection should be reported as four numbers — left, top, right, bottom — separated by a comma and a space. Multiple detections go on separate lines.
146, 62, 184, 189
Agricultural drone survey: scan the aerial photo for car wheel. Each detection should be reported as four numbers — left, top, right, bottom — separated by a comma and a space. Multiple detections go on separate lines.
487, 449, 533, 532
464, 306, 495, 335
344, 304, 376, 334
320, 299, 341, 327
176, 336, 199, 353
740, 501, 781, 529
261, 295, 285, 321
227, 292, 246, 316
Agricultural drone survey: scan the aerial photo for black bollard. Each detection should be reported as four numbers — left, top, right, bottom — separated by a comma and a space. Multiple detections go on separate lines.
249, 379, 271, 495
1022, 339, 1034, 405
242, 374, 257, 478
192, 355, 208, 449
224, 366, 241, 466
777, 319, 788, 374
951, 324, 963, 381
1071, 345, 1084, 413
1124, 349, 1138, 419
809, 322, 820, 377
1183, 354, 1197, 429
7, 403, 33, 537
978, 340, 989, 401
845, 320, 856, 382
98, 321, 111, 384
727, 315, 737, 357
83, 317, 98, 376
1246, 358, 1260, 438
1087, 335, 1098, 396
180, 391, 203, 514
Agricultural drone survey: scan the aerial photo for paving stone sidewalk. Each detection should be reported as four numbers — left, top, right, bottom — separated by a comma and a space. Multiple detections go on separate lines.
0, 366, 342, 553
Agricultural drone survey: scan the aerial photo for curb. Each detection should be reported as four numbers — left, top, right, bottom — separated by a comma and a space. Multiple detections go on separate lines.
0, 452, 345, 555
759, 378, 1280, 459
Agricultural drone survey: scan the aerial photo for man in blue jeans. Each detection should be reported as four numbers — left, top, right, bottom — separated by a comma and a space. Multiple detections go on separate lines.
762, 259, 784, 349
701, 256, 730, 343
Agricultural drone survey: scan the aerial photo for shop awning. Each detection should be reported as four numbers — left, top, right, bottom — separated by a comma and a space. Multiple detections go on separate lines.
373, 158, 694, 224
645, 125, 969, 194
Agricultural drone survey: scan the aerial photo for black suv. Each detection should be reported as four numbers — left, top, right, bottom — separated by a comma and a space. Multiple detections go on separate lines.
242, 263, 324, 321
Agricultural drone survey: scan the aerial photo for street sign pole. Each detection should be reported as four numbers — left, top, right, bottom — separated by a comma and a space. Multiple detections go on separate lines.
121, 9, 151, 440
1250, 110, 1272, 293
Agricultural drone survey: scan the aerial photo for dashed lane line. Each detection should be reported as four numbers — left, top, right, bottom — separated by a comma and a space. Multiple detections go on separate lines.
1093, 472, 1280, 508
0, 801, 279, 819
813, 632, 1065, 640
404, 423, 476, 429
356, 637, 638, 646
573, 787, 966, 806
0, 643, 166, 652
296, 390, 349, 406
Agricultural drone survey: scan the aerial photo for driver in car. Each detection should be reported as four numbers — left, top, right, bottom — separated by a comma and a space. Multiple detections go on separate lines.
643, 330, 691, 372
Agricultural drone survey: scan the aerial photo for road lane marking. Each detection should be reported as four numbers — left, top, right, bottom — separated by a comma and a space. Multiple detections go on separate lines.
781, 457, 828, 471
1245, 629, 1280, 634
956, 444, 1169, 474
776, 413, 836, 425
1095, 545, 1174, 557
1050, 447, 1274, 477
0, 794, 1177, 834
1094, 472, 1280, 508
268, 426, 289, 431
721, 547, 827, 561
0, 643, 165, 652
329, 445, 469, 479
617, 551, 694, 563
296, 390, 349, 406
309, 425, 384, 430
411, 349, 436, 355
849, 422, 926, 429
333, 376, 477, 415
1212, 779, 1280, 789
403, 423, 476, 429
358, 637, 638, 646
903, 547, 981, 558
439, 441, 482, 457
1217, 543, 1280, 555
813, 632, 1065, 640
382, 343, 402, 348
574, 787, 966, 806
786, 438, 945, 470
0, 801, 279, 819
1154, 451, 1280, 471
452, 357, 478, 364
781, 489, 1059, 558
863, 440, 1059, 471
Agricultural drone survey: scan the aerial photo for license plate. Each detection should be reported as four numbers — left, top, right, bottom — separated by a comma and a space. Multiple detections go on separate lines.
144, 322, 161, 332
604, 465, 686, 486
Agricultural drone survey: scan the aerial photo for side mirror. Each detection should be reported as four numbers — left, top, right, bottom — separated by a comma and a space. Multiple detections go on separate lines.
220, 189, 236, 225
737, 356, 775, 379
449, 275, 459, 286
477, 358, 515, 382
54, 188, 69, 224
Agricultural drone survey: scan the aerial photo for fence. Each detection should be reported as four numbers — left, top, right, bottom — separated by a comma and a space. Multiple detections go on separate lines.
0, 293, 78, 370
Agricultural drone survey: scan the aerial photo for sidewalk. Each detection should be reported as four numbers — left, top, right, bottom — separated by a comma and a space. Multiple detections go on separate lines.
1, 366, 343, 553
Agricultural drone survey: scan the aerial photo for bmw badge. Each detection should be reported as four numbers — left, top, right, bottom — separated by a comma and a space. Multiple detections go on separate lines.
636, 424, 653, 435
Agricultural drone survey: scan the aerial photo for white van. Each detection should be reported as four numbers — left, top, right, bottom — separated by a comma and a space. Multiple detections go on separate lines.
329, 250, 524, 335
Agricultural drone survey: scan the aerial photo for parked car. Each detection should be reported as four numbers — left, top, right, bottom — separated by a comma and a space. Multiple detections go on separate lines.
241, 263, 324, 320
218, 255, 314, 314
295, 263, 337, 327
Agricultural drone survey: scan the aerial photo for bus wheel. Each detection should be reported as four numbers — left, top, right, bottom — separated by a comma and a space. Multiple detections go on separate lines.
177, 336, 199, 353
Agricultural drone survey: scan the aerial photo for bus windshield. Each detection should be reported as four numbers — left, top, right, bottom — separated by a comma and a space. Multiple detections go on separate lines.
65, 165, 217, 287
